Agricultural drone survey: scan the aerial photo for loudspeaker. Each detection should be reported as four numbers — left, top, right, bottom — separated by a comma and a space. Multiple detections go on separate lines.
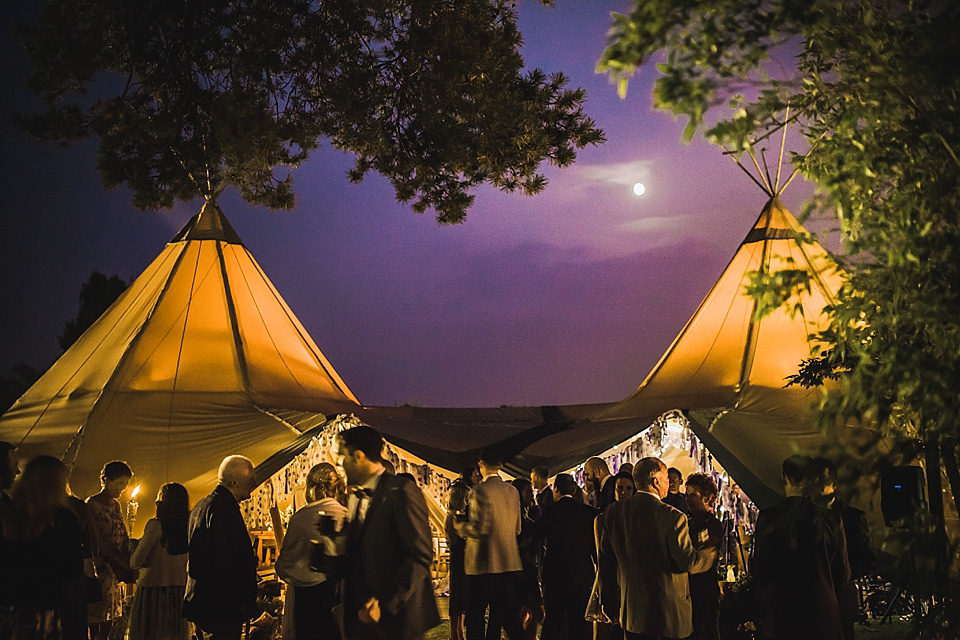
880, 465, 926, 527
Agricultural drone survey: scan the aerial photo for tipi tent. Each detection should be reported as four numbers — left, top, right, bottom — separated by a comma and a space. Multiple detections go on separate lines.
0, 201, 361, 520
506, 197, 846, 507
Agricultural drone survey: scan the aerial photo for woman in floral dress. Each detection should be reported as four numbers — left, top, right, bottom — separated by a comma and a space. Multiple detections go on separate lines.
86, 461, 136, 640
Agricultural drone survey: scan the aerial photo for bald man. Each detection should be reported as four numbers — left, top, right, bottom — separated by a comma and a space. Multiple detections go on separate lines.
599, 457, 716, 640
584, 457, 615, 512
183, 456, 259, 640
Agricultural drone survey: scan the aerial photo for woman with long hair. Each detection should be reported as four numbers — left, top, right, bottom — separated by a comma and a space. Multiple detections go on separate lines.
275, 462, 348, 639
0, 455, 84, 639
127, 482, 190, 640
589, 469, 636, 640
86, 460, 136, 640
444, 478, 472, 640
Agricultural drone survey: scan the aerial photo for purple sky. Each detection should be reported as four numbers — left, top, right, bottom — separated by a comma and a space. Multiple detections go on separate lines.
0, 1, 819, 408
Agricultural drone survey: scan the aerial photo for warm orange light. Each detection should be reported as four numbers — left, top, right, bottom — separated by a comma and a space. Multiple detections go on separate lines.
130, 485, 141, 500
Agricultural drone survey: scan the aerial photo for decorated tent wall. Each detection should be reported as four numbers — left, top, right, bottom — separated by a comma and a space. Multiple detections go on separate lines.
0, 202, 361, 531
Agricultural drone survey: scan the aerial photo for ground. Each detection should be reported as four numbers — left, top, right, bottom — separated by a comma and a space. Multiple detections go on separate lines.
423, 619, 917, 640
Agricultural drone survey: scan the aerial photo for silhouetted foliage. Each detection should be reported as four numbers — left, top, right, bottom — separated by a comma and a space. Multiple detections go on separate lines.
600, 0, 960, 631
0, 363, 43, 414
58, 271, 128, 351
18, 0, 603, 223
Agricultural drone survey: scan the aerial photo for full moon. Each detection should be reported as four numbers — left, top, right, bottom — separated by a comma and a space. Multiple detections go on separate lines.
632, 182, 646, 197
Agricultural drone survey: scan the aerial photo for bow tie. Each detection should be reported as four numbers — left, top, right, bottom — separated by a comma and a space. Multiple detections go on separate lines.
350, 486, 375, 499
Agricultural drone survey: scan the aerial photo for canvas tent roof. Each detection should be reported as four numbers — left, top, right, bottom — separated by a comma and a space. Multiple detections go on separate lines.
505, 198, 845, 507
0, 201, 361, 518
2, 196, 845, 513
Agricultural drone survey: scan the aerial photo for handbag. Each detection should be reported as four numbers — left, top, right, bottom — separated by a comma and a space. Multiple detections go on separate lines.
584, 570, 612, 623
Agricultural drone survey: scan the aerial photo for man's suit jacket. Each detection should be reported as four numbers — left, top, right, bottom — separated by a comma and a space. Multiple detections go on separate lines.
343, 472, 440, 640
182, 485, 258, 628
536, 485, 555, 510
533, 496, 599, 588
830, 498, 874, 578
595, 476, 616, 512
461, 474, 522, 575
599, 491, 713, 638
752, 496, 849, 640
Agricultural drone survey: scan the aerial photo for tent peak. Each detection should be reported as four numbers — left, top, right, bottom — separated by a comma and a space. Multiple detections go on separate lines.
742, 197, 799, 245
170, 200, 244, 245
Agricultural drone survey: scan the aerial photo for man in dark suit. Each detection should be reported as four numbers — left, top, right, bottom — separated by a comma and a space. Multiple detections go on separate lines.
533, 473, 599, 640
183, 455, 259, 640
752, 455, 850, 640
336, 426, 440, 640
532, 466, 555, 512
662, 468, 689, 514
600, 457, 715, 640
584, 457, 615, 512
812, 458, 874, 640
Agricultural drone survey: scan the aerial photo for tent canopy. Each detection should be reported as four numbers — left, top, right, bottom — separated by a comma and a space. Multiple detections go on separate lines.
363, 198, 847, 508
506, 198, 845, 506
0, 202, 360, 520
2, 197, 845, 513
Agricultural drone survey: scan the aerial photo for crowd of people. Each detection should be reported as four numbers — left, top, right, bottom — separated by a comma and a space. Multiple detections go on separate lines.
0, 430, 873, 640
0, 442, 191, 640
0, 427, 440, 640
444, 452, 873, 640
445, 453, 724, 640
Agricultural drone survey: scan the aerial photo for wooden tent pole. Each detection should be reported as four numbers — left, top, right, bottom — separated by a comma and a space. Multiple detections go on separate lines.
745, 147, 773, 194
723, 147, 771, 196
775, 106, 790, 194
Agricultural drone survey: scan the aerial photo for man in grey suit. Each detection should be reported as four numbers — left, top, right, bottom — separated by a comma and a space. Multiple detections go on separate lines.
599, 457, 716, 640
455, 447, 524, 640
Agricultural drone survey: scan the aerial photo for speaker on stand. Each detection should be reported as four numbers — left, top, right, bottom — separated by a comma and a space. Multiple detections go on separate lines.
878, 465, 926, 624
880, 465, 926, 527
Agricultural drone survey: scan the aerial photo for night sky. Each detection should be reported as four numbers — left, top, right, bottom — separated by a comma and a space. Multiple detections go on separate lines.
0, 1, 820, 409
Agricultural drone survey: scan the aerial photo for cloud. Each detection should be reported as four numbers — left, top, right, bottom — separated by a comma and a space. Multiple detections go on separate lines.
547, 160, 656, 201
576, 160, 656, 186
465, 159, 726, 261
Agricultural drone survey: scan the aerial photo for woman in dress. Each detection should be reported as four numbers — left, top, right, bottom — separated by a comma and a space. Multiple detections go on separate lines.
127, 482, 190, 640
444, 478, 471, 640
86, 460, 136, 640
275, 462, 347, 639
0, 455, 84, 640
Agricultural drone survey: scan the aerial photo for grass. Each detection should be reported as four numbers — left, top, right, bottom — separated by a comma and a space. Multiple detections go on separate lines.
426, 621, 451, 640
